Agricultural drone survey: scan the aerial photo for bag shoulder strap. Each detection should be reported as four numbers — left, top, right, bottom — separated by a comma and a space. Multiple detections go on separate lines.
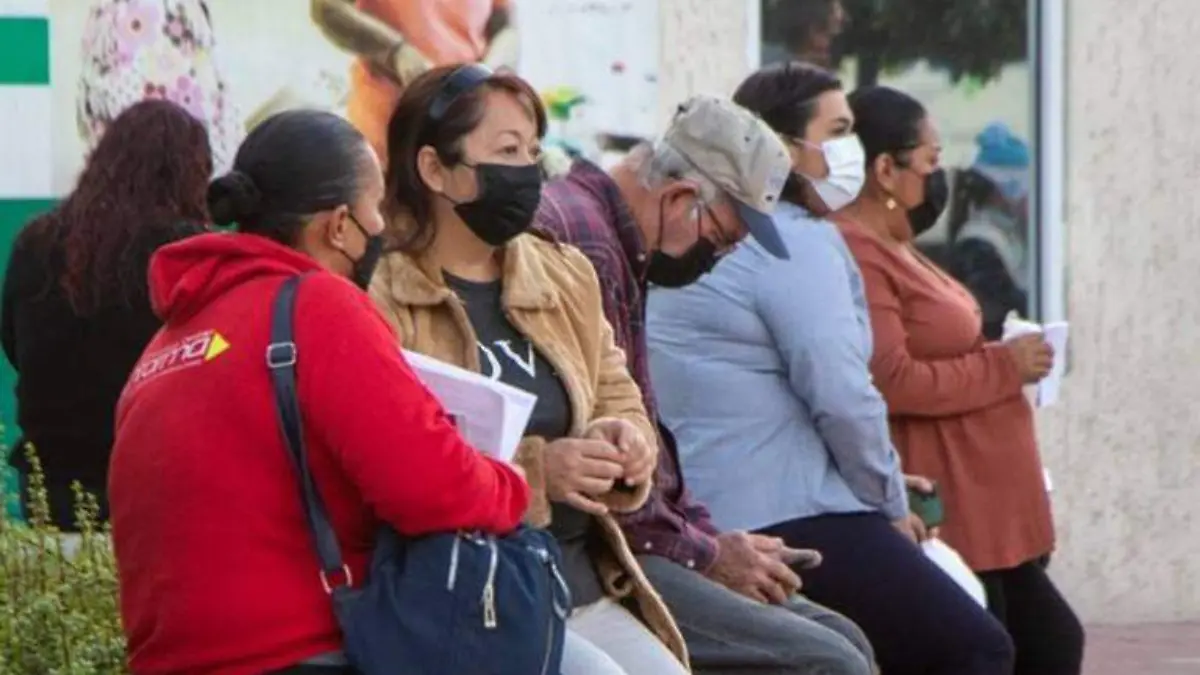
268, 274, 352, 592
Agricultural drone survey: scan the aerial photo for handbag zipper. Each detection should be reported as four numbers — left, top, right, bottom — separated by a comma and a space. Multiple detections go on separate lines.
537, 544, 570, 675
539, 594, 555, 675
446, 535, 463, 590
481, 537, 500, 629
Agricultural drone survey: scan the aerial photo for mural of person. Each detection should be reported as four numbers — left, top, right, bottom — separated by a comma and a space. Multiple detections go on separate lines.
310, 0, 519, 160
947, 122, 1032, 339
77, 0, 241, 172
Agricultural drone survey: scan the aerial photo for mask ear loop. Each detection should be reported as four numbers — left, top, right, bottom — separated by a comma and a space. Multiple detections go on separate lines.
641, 193, 700, 285
435, 159, 483, 209
638, 195, 669, 287
336, 212, 370, 266
786, 136, 829, 182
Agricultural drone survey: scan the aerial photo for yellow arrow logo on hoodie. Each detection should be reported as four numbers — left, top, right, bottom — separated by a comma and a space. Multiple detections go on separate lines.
204, 332, 231, 361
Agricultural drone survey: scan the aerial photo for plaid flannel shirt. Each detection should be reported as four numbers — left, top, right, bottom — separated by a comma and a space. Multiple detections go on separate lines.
534, 160, 721, 571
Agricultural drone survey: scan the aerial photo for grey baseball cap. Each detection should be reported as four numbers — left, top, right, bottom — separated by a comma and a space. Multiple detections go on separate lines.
662, 95, 793, 259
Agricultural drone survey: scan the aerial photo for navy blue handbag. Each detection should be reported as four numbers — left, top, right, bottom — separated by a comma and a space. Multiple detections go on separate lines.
267, 275, 570, 675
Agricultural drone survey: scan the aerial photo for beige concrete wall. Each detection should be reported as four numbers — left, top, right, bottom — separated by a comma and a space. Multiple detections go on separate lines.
656, 0, 1200, 623
1037, 0, 1200, 623
657, 0, 755, 126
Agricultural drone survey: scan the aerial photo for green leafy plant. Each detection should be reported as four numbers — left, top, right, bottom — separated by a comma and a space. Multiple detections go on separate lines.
0, 444, 127, 675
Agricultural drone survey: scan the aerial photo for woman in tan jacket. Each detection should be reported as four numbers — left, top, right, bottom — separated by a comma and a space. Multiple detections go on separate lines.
369, 64, 688, 675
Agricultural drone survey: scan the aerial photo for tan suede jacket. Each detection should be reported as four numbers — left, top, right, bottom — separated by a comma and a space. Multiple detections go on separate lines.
369, 232, 688, 667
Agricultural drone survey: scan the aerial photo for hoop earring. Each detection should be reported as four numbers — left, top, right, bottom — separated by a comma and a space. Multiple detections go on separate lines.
885, 197, 898, 211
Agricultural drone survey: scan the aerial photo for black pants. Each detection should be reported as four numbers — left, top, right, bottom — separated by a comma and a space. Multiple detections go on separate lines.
758, 512, 1015, 675
978, 561, 1085, 675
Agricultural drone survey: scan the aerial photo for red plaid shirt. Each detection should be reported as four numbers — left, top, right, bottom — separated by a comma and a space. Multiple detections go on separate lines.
534, 161, 721, 571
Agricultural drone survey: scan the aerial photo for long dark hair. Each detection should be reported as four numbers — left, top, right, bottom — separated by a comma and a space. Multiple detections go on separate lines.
208, 109, 370, 245
846, 85, 928, 168
733, 61, 843, 207
383, 65, 547, 254
26, 100, 212, 315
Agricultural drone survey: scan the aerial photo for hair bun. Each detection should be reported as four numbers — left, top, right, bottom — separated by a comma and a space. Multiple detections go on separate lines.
207, 170, 262, 226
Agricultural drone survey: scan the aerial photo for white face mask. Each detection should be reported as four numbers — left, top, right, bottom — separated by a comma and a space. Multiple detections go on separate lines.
797, 134, 866, 212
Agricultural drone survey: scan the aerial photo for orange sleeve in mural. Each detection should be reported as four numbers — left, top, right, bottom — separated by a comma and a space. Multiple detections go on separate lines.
349, 0, 501, 158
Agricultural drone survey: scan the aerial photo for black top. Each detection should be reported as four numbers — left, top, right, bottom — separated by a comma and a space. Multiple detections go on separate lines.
445, 272, 604, 608
1, 220, 203, 529
948, 239, 1029, 341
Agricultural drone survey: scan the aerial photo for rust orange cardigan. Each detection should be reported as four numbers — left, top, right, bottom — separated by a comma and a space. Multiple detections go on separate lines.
836, 216, 1055, 572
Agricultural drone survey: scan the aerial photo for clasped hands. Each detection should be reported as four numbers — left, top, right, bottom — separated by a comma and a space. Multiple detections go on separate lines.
543, 417, 655, 516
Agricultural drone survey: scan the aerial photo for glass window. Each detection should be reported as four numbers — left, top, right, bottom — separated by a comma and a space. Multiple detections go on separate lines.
761, 0, 1037, 340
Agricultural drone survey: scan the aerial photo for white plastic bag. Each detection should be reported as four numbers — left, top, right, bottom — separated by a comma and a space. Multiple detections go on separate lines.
922, 539, 988, 608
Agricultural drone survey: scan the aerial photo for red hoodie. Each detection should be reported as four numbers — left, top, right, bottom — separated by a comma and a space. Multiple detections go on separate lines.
109, 233, 530, 675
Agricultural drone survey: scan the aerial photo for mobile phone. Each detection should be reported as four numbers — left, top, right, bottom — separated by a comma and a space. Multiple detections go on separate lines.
908, 485, 945, 529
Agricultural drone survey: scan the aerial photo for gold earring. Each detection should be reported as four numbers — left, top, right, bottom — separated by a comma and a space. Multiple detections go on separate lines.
885, 197, 897, 211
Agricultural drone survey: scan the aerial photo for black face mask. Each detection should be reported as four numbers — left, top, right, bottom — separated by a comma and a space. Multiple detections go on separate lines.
452, 162, 543, 246
644, 199, 720, 288
646, 239, 719, 288
341, 214, 383, 291
907, 168, 949, 238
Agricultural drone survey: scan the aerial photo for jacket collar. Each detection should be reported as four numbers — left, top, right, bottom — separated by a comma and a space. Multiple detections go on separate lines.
382, 232, 560, 310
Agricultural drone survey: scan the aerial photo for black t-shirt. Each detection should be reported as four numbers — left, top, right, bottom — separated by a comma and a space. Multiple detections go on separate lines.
445, 273, 604, 608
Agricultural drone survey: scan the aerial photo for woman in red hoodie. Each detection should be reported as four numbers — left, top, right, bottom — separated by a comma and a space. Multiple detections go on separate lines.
108, 109, 530, 675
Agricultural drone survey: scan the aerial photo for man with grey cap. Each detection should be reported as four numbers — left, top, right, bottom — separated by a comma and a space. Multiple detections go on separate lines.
534, 95, 876, 675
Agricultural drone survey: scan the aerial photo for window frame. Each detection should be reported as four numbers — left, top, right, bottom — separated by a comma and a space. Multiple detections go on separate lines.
1033, 0, 1067, 324
746, 0, 1068, 323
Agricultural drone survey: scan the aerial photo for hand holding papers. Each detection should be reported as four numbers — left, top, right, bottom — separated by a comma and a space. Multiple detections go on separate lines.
1001, 312, 1069, 408
402, 349, 536, 463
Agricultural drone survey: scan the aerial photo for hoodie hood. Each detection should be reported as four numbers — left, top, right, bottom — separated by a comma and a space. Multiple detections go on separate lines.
150, 232, 327, 324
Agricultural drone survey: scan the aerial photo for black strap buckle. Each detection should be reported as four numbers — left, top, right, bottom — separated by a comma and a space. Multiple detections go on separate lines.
266, 341, 297, 369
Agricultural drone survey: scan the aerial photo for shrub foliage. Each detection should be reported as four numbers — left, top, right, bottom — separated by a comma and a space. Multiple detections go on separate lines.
0, 444, 127, 674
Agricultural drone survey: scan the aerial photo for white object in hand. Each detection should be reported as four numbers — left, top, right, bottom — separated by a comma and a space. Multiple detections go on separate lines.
1001, 311, 1069, 409
401, 349, 537, 463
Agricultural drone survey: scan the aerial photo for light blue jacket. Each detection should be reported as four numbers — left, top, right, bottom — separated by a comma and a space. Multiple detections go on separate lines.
645, 202, 908, 532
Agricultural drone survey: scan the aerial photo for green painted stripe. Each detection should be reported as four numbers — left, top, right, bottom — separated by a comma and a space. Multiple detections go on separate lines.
0, 198, 56, 522
0, 17, 50, 85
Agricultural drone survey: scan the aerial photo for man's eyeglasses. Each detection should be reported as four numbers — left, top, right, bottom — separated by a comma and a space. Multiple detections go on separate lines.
698, 199, 737, 251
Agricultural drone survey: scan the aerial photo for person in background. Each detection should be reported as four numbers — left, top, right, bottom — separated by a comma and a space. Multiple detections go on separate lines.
761, 0, 847, 69
535, 91, 877, 675
2, 100, 210, 531
78, 0, 240, 171
947, 122, 1033, 340
369, 64, 687, 675
311, 0, 519, 160
110, 109, 529, 675
645, 61, 1015, 675
833, 85, 1085, 675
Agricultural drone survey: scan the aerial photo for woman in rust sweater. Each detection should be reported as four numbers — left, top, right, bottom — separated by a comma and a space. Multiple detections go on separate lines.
834, 85, 1084, 675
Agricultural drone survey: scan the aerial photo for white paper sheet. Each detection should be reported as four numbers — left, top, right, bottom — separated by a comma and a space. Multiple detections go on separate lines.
401, 350, 537, 463
1037, 322, 1069, 407
1001, 313, 1069, 409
